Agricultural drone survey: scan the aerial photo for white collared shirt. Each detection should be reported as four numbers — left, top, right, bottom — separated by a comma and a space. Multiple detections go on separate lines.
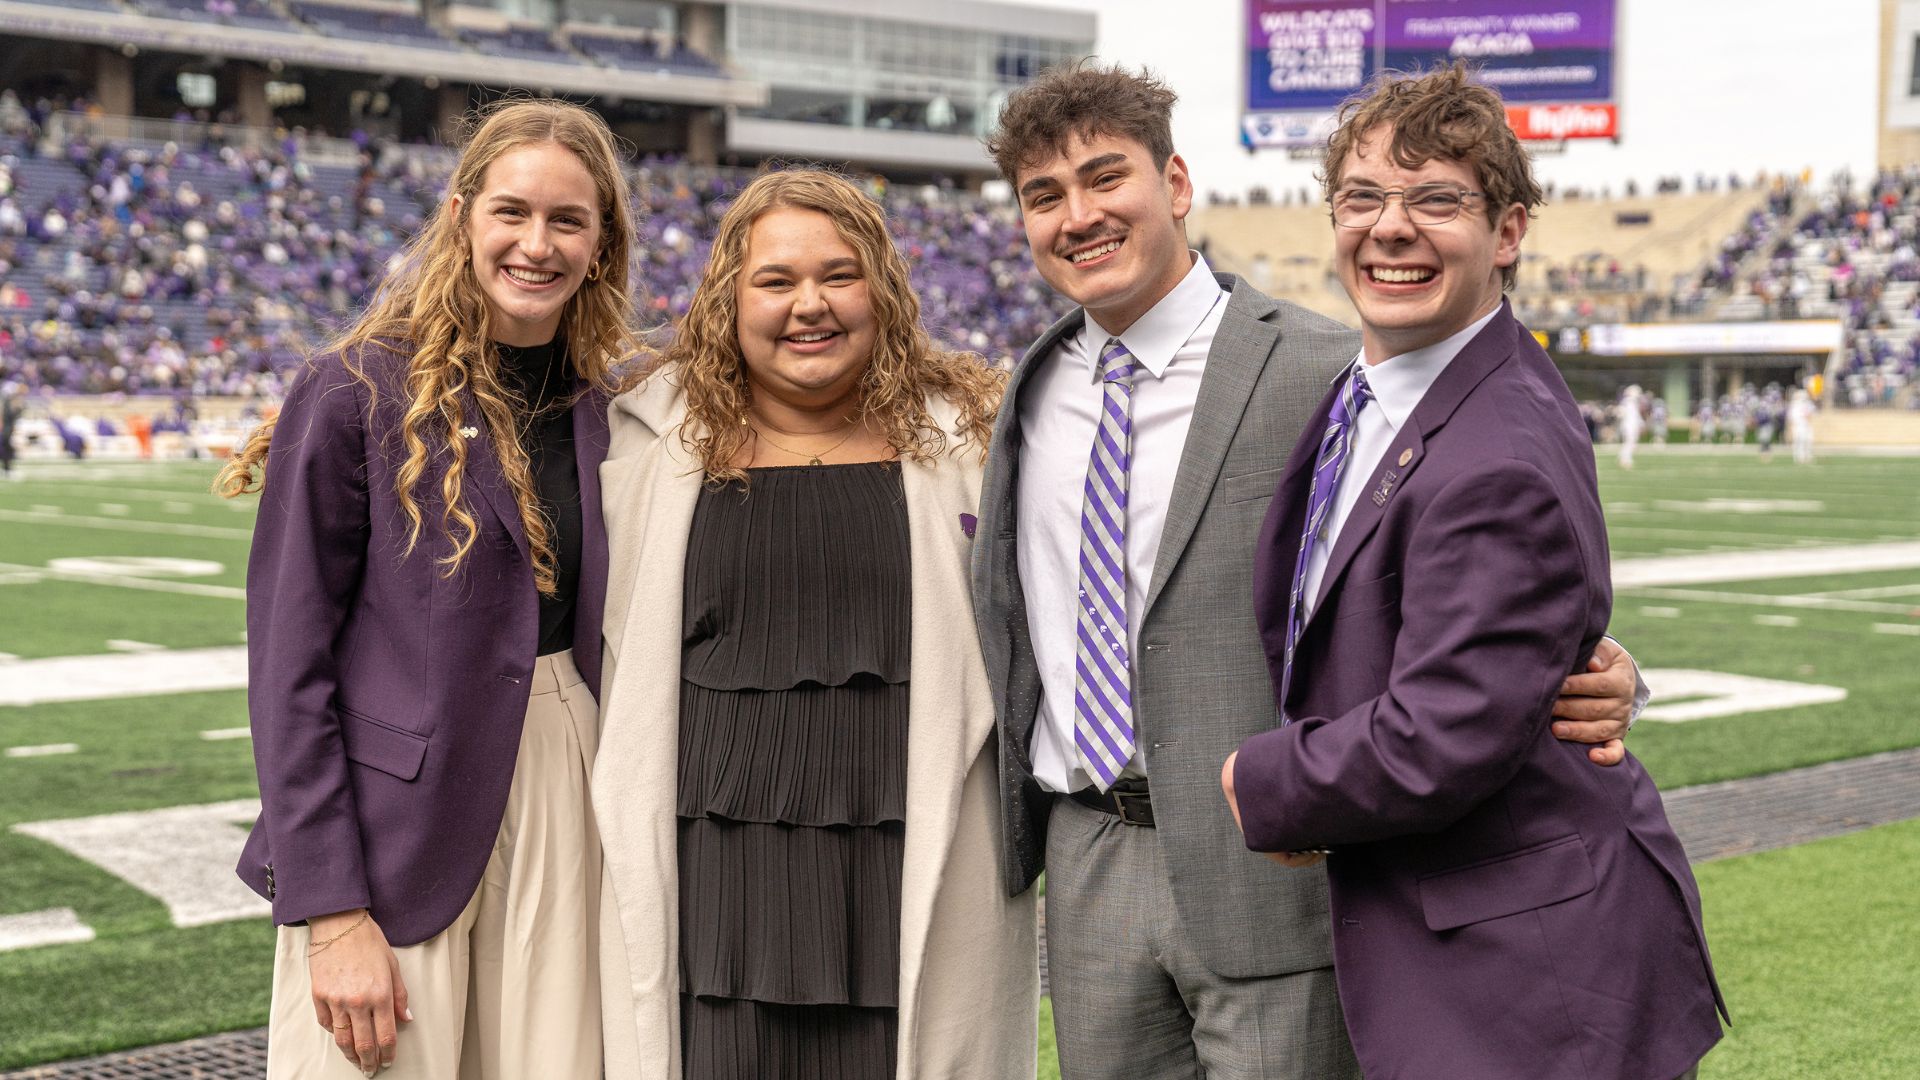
1301, 306, 1500, 620
1016, 254, 1228, 793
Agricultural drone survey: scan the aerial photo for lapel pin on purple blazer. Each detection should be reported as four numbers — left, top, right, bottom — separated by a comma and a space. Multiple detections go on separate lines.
959, 513, 977, 539
1371, 468, 1399, 507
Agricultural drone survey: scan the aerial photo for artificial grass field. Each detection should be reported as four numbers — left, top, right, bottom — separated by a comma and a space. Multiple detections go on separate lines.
0, 451, 1916, 1068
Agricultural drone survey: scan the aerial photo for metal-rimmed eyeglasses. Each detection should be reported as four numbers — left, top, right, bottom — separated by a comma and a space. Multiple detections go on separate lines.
1330, 184, 1487, 228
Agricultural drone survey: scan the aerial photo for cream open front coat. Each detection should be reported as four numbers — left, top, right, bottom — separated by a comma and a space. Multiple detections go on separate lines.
591, 372, 1038, 1080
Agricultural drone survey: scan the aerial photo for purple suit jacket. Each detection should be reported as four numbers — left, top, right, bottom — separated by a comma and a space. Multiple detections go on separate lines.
235, 341, 610, 946
1235, 304, 1725, 1079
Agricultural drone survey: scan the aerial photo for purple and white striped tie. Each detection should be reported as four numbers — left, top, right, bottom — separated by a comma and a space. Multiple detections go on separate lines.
1279, 366, 1374, 720
1074, 338, 1139, 791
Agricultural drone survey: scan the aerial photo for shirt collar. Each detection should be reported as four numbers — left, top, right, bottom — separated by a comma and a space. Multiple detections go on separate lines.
1083, 252, 1223, 380
1352, 304, 1501, 432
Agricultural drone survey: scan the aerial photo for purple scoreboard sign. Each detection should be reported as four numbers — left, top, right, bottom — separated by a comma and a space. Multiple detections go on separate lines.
1244, 0, 1618, 149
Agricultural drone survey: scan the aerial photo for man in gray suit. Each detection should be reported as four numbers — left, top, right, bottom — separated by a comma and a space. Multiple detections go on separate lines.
971, 64, 1644, 1078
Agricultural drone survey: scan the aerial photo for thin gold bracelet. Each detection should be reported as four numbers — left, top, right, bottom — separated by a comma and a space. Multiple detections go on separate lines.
306, 912, 370, 956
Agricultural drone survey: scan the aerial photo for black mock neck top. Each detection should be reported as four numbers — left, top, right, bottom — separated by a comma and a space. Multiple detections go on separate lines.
496, 338, 581, 657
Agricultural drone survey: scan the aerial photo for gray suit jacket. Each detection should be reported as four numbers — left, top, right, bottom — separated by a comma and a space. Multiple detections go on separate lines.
971, 273, 1361, 978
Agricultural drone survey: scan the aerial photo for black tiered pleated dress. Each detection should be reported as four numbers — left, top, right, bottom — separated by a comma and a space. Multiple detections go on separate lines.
677, 462, 910, 1080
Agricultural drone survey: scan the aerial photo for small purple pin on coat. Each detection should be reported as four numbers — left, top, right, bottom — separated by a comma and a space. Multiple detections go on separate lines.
959, 513, 977, 539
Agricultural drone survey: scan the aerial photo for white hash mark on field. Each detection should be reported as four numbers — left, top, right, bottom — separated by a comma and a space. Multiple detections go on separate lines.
48, 556, 225, 579
0, 647, 248, 706
0, 908, 95, 952
0, 560, 243, 600
1640, 607, 1682, 618
106, 639, 166, 653
1614, 542, 1920, 588
5, 743, 79, 758
200, 728, 252, 741
1752, 614, 1801, 628
1873, 623, 1920, 636
11, 800, 269, 929
28, 505, 61, 515
97, 503, 130, 516
1636, 669, 1848, 723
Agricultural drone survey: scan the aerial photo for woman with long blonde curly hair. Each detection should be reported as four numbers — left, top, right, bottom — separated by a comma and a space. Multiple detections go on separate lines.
592, 169, 1037, 1079
221, 98, 645, 1079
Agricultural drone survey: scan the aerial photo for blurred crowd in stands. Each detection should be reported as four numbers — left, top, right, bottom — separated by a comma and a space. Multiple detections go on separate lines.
0, 91, 1065, 406
1, 92, 1914, 426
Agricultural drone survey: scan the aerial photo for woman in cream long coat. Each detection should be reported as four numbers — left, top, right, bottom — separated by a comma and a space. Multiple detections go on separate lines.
589, 170, 1038, 1080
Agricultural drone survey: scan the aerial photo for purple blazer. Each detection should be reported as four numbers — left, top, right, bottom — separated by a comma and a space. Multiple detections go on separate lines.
235, 341, 610, 947
1234, 304, 1725, 1080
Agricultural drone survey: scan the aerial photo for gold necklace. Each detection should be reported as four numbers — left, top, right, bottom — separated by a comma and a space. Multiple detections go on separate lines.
748, 418, 860, 465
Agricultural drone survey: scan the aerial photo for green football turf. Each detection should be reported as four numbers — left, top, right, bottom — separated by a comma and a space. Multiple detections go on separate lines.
1695, 818, 1920, 1078
0, 452, 1914, 1068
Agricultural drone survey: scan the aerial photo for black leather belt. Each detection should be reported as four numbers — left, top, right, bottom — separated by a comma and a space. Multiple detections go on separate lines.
1066, 778, 1155, 826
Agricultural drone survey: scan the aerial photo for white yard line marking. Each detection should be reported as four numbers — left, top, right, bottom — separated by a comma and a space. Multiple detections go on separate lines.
1621, 587, 1916, 615
1652, 499, 1826, 514
1801, 583, 1920, 600
1872, 623, 1920, 636
12, 800, 270, 928
199, 728, 253, 741
0, 646, 248, 706
106, 639, 166, 653
0, 509, 251, 540
10, 482, 226, 502
0, 561, 245, 600
163, 501, 195, 514
1613, 541, 1920, 588
1640, 607, 1682, 618
1637, 669, 1848, 723
0, 908, 96, 953
1607, 525, 1858, 546
0, 570, 42, 586
1752, 614, 1801, 627
5, 744, 79, 758
28, 504, 61, 515
97, 503, 130, 516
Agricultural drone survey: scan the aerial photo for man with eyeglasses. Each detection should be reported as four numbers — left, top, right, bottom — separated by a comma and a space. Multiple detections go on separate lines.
1220, 63, 1727, 1080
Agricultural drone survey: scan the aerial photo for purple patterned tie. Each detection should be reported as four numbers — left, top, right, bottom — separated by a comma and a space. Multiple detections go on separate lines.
1279, 366, 1374, 721
1074, 338, 1139, 791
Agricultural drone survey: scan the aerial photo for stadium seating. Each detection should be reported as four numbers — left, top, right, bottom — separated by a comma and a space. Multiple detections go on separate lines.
564, 30, 725, 76
458, 25, 574, 63
135, 0, 298, 32
0, 121, 1060, 395
287, 1, 459, 50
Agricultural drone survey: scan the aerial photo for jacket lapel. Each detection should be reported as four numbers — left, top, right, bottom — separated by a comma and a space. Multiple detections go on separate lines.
571, 384, 610, 697
1303, 303, 1521, 624
1143, 275, 1278, 616
458, 390, 530, 561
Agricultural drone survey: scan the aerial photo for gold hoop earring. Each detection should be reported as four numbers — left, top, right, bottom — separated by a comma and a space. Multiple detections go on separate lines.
586, 261, 602, 282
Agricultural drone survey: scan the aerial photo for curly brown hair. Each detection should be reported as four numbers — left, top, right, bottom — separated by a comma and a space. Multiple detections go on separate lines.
215, 98, 649, 595
1320, 61, 1544, 291
656, 168, 1003, 487
986, 61, 1177, 184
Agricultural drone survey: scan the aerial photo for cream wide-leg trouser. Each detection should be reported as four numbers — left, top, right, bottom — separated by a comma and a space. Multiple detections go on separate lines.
266, 651, 601, 1079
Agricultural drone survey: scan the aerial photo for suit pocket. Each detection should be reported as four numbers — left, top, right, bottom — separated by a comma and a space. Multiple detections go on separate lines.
338, 705, 428, 781
1332, 572, 1401, 621
1418, 834, 1596, 931
1221, 466, 1286, 504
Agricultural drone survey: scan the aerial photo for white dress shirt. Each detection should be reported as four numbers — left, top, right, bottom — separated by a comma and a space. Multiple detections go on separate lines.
1017, 254, 1228, 793
1301, 307, 1499, 621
